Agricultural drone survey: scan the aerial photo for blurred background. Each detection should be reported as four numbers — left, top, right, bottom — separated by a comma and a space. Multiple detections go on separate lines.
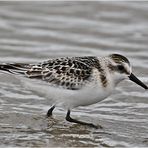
0, 1, 148, 147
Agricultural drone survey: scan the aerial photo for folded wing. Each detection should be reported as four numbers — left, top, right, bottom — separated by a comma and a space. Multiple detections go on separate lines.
0, 57, 97, 90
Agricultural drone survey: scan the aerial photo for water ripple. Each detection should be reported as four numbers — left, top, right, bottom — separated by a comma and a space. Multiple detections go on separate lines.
0, 1, 148, 147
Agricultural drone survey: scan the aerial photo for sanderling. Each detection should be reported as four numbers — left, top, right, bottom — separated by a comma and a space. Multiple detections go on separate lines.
0, 54, 147, 128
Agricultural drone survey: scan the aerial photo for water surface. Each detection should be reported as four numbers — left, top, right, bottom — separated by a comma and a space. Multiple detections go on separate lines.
0, 1, 148, 147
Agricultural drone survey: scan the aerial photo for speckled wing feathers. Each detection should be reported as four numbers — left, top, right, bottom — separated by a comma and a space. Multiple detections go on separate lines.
0, 57, 101, 90
26, 57, 100, 90
41, 57, 94, 89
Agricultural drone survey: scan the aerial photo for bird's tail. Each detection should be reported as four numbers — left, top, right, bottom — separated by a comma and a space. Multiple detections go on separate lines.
0, 63, 32, 75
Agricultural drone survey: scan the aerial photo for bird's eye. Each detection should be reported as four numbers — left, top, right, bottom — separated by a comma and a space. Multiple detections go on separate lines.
117, 65, 124, 71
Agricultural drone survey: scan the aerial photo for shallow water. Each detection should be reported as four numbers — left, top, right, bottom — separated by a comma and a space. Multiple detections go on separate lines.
0, 1, 148, 147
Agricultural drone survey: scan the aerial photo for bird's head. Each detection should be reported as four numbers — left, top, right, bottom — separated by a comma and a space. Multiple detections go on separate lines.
107, 54, 147, 89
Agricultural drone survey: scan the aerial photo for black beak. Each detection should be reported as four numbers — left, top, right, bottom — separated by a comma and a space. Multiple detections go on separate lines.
129, 73, 148, 90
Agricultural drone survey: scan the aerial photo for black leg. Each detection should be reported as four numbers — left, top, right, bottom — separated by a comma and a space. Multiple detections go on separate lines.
47, 105, 55, 117
66, 110, 101, 129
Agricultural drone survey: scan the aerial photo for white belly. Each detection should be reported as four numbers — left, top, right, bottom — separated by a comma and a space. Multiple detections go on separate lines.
19, 76, 114, 109
61, 82, 113, 109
